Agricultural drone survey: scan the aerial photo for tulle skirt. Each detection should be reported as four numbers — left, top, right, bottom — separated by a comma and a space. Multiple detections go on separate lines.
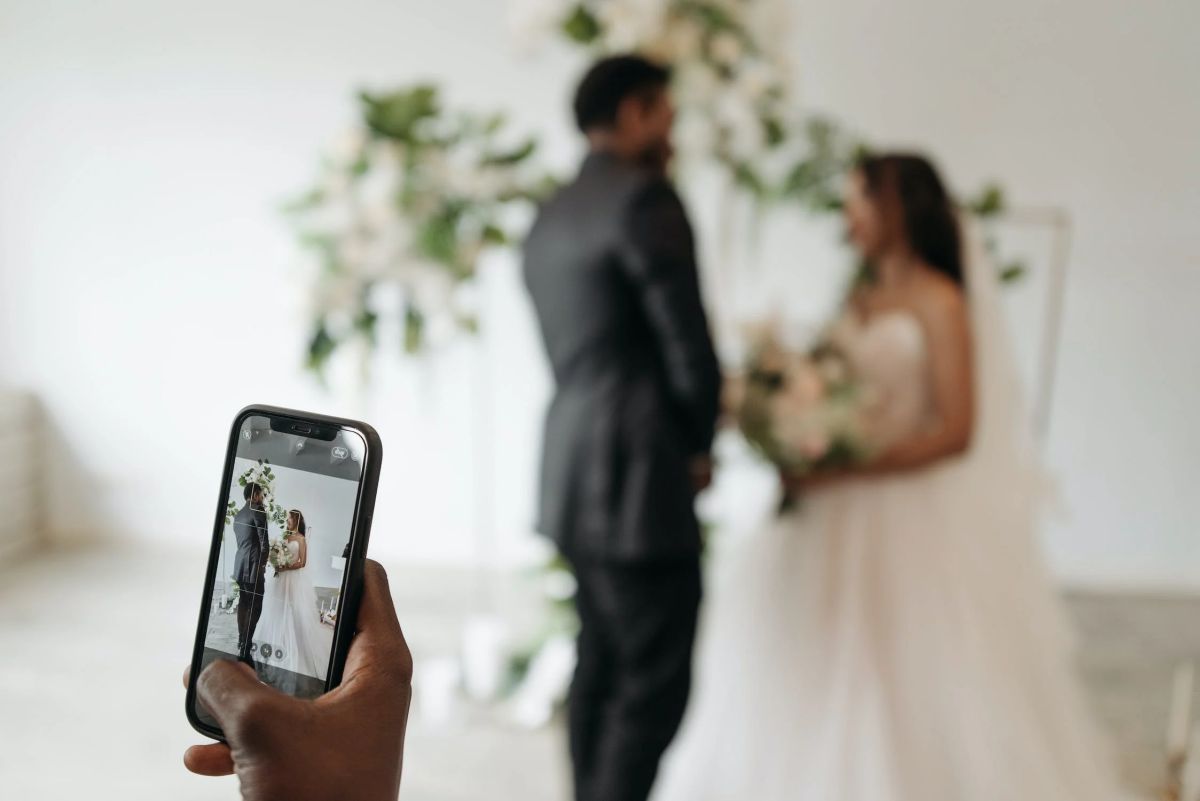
652, 457, 1126, 801
255, 567, 333, 681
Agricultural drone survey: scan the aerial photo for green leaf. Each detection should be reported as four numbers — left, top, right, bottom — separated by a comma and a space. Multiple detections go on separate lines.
561, 5, 601, 43
360, 85, 440, 141
355, 307, 379, 345
306, 322, 337, 374
415, 206, 462, 267
763, 116, 787, 148
782, 160, 819, 197
481, 223, 508, 246
404, 305, 425, 354
998, 261, 1027, 284
732, 162, 768, 198
968, 183, 1006, 217
481, 138, 536, 167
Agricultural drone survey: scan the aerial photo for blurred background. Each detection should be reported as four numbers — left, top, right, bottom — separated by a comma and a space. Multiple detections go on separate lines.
0, 0, 1197, 798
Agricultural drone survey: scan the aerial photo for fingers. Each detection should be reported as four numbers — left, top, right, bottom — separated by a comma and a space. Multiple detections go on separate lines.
183, 742, 234, 776
356, 560, 404, 641
183, 664, 191, 689
195, 659, 279, 735
339, 560, 413, 685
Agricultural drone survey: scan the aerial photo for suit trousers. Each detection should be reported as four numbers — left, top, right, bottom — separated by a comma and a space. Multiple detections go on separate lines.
236, 572, 266, 661
565, 552, 702, 801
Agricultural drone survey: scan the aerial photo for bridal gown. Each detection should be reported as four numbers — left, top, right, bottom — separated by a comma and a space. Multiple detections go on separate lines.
254, 538, 333, 681
652, 303, 1127, 801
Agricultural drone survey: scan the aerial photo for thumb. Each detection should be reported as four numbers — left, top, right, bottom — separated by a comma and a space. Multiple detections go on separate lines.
196, 660, 283, 739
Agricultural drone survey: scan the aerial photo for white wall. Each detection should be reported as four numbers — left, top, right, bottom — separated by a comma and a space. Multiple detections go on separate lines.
0, 0, 1197, 588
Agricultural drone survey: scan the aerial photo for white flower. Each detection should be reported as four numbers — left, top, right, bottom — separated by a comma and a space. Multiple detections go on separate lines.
506, 0, 573, 52
644, 15, 703, 63
598, 0, 669, 51
673, 110, 716, 160
708, 31, 744, 68
674, 61, 722, 109
311, 272, 361, 317
327, 128, 367, 169
735, 58, 779, 103
715, 89, 765, 160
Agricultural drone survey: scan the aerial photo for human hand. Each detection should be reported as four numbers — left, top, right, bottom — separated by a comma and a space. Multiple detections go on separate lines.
184, 560, 413, 801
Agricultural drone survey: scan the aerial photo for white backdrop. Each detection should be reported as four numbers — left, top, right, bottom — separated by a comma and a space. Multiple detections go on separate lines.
0, 0, 1197, 588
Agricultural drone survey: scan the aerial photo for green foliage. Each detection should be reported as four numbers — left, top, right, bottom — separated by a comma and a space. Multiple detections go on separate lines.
306, 323, 337, 375
403, 304, 425, 354
561, 5, 601, 43
361, 86, 440, 141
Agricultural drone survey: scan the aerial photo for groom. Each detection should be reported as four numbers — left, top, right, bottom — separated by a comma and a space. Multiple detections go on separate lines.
233, 482, 269, 663
523, 55, 721, 801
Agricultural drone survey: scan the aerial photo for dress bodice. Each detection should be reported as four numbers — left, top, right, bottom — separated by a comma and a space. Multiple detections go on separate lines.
830, 309, 935, 450
285, 538, 301, 565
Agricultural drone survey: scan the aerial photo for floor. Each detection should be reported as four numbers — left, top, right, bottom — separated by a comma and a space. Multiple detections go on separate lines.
0, 544, 1194, 800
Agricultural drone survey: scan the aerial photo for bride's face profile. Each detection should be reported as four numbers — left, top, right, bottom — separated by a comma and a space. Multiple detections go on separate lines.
843, 169, 888, 261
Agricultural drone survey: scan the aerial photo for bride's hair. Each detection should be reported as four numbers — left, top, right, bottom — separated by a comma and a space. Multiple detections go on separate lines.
286, 509, 306, 535
857, 153, 964, 286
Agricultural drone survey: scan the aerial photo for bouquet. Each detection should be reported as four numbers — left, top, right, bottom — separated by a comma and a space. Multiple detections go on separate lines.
731, 327, 873, 476
268, 539, 296, 576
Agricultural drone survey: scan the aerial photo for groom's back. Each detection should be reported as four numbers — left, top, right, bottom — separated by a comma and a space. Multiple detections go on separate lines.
522, 151, 720, 558
523, 151, 657, 384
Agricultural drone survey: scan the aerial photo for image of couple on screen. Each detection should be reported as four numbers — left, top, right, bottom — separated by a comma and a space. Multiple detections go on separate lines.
232, 481, 331, 681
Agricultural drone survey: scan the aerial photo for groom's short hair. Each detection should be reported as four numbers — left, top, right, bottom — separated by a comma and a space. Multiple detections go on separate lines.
243, 482, 263, 502
573, 55, 671, 133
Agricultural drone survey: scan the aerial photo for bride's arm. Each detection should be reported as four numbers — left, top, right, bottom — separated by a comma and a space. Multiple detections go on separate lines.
294, 537, 307, 569
862, 288, 974, 473
790, 288, 973, 489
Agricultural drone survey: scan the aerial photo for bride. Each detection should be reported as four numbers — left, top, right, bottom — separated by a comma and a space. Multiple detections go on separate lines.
254, 509, 333, 681
652, 153, 1126, 801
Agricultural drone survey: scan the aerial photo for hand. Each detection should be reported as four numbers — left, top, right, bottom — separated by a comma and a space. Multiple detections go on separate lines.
779, 468, 847, 494
184, 560, 413, 801
690, 454, 714, 493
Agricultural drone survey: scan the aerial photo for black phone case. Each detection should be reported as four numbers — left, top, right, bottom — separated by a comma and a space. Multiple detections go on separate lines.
185, 404, 383, 741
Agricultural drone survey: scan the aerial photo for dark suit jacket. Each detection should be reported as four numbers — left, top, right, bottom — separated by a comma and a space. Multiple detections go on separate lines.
232, 502, 269, 588
523, 151, 721, 560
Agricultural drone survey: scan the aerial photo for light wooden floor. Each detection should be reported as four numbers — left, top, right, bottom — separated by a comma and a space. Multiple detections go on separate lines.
0, 545, 1192, 800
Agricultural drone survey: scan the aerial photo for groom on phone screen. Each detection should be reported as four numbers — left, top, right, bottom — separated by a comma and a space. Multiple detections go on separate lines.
523, 55, 721, 801
233, 482, 269, 663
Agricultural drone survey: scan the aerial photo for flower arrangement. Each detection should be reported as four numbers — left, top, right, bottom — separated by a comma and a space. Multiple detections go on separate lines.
224, 459, 288, 528
267, 539, 297, 576
285, 86, 554, 370
731, 326, 872, 473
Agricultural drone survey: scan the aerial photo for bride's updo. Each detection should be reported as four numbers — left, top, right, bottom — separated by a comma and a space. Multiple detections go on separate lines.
286, 509, 307, 536
855, 153, 964, 286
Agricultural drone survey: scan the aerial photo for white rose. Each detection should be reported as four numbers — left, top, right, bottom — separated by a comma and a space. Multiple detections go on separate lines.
708, 31, 744, 67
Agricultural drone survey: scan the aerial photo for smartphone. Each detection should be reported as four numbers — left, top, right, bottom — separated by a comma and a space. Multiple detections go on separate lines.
186, 405, 382, 739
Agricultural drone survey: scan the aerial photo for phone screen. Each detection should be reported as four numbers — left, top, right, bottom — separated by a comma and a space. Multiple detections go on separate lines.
194, 413, 366, 726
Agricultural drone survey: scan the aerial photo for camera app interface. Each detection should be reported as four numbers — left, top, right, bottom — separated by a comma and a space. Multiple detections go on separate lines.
197, 415, 364, 718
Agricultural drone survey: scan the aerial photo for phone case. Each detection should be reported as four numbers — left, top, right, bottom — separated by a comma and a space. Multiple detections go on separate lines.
185, 404, 383, 741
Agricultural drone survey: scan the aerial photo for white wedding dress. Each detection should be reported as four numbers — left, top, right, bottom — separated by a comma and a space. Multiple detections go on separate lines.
254, 538, 333, 681
653, 241, 1127, 801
